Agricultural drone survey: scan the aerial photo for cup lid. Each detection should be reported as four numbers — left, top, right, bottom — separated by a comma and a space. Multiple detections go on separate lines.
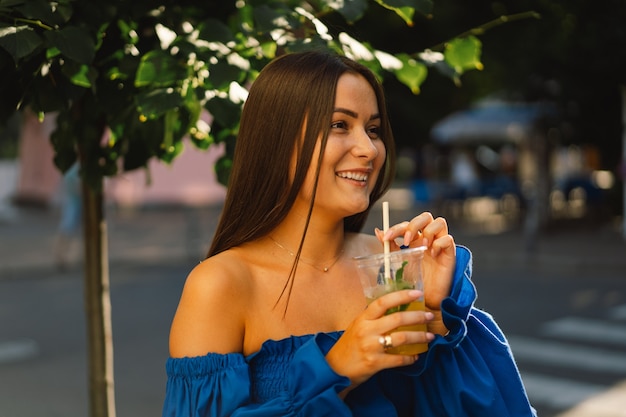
352, 245, 427, 263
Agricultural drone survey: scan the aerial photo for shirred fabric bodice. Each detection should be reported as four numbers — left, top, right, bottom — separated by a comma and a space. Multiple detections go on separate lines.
247, 334, 323, 402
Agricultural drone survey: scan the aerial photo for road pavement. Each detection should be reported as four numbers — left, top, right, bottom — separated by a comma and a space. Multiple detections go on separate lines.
1, 202, 625, 416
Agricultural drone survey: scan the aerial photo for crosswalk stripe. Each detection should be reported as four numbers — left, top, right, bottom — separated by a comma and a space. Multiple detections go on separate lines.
520, 371, 606, 409
608, 304, 626, 320
555, 379, 626, 417
0, 339, 39, 364
508, 335, 626, 374
541, 317, 626, 346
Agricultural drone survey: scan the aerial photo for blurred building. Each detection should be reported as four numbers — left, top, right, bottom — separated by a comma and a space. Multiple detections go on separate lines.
10, 111, 226, 210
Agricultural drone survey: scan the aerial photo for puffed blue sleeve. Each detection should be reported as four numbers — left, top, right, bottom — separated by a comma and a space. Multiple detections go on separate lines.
162, 333, 352, 417
163, 353, 250, 416
346, 245, 537, 417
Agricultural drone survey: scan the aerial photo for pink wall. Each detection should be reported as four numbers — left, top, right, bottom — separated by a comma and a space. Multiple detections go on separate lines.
15, 112, 227, 208
106, 142, 226, 208
14, 111, 61, 205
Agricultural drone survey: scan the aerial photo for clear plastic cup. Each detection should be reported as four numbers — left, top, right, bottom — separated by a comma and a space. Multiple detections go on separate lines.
354, 246, 428, 354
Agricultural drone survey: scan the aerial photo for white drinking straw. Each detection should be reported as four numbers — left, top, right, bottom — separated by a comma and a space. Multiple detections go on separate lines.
382, 201, 391, 282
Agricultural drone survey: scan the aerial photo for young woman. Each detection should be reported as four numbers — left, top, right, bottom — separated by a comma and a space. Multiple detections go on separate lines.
162, 50, 536, 416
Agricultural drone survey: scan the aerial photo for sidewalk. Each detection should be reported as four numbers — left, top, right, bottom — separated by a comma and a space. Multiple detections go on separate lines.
0, 204, 221, 278
1, 202, 625, 279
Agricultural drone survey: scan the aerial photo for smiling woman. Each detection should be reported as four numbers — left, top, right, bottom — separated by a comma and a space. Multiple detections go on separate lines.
162, 50, 537, 417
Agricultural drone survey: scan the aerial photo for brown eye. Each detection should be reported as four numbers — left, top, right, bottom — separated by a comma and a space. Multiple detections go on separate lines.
367, 126, 381, 139
331, 121, 348, 130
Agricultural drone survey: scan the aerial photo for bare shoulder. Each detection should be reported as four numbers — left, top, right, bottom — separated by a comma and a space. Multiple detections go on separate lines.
168, 249, 251, 357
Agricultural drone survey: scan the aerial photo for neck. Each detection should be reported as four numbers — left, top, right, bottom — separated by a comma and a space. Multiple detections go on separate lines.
269, 210, 345, 263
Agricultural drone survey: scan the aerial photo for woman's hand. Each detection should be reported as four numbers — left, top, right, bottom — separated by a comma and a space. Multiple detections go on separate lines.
375, 212, 455, 335
325, 289, 434, 390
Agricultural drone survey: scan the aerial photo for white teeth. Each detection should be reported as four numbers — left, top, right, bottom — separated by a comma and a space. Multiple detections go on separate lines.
337, 172, 368, 182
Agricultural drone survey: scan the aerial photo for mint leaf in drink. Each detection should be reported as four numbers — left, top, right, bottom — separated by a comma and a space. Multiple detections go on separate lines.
384, 277, 412, 314
395, 260, 408, 281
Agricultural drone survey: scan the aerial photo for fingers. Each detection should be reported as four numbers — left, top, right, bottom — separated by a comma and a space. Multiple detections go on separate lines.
326, 291, 434, 385
363, 289, 435, 345
403, 212, 436, 247
372, 306, 435, 332
379, 327, 435, 351
374, 224, 405, 251
380, 212, 449, 251
364, 289, 423, 319
430, 233, 455, 258
376, 311, 435, 339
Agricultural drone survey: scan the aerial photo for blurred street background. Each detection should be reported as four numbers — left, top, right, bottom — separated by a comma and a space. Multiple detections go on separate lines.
1, 192, 625, 417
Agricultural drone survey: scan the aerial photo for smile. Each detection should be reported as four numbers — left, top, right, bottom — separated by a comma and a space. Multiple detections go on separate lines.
336, 171, 368, 182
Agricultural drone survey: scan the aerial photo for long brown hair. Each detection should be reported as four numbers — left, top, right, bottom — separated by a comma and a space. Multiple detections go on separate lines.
208, 50, 396, 260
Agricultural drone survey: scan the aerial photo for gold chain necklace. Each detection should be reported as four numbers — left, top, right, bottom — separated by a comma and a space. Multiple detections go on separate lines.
268, 235, 344, 273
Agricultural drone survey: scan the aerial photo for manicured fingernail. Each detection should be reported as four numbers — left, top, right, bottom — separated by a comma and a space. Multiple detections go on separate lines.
403, 231, 412, 246
425, 312, 434, 320
408, 290, 421, 298
426, 332, 435, 341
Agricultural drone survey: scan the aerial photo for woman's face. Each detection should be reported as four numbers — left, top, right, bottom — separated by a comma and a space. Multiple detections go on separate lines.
297, 72, 387, 218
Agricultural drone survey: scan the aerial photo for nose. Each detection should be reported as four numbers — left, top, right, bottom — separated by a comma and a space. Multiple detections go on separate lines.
352, 129, 380, 160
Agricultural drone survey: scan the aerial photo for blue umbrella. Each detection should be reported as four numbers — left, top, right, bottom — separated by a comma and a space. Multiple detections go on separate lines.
431, 99, 556, 145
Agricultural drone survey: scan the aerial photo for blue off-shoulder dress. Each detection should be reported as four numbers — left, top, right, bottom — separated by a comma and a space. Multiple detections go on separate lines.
162, 246, 537, 416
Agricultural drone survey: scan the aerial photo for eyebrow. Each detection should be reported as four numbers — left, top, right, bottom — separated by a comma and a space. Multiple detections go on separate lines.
334, 107, 380, 121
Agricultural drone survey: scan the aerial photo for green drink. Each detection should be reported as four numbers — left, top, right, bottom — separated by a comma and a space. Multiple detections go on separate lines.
355, 246, 428, 355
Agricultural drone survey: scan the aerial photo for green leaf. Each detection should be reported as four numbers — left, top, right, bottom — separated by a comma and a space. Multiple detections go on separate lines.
215, 153, 233, 186
259, 41, 277, 59
189, 117, 213, 150
15, 0, 71, 26
395, 260, 408, 281
444, 35, 483, 75
235, 2, 254, 27
0, 24, 42, 62
326, 0, 368, 23
197, 18, 235, 43
136, 88, 184, 120
50, 113, 78, 173
160, 138, 184, 164
209, 59, 246, 90
118, 117, 165, 172
205, 95, 241, 128
43, 26, 95, 64
253, 4, 290, 33
59, 59, 98, 88
374, 0, 433, 25
394, 53, 427, 94
27, 70, 69, 113
46, 46, 61, 59
162, 109, 177, 152
0, 0, 27, 7
135, 50, 186, 88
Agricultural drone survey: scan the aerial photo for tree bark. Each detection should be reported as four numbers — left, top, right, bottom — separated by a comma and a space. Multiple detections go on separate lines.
81, 177, 117, 417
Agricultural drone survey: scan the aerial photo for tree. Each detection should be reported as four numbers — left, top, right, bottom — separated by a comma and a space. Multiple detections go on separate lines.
0, 0, 490, 415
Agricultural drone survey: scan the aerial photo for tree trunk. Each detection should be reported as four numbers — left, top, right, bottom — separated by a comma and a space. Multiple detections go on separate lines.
81, 176, 117, 417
